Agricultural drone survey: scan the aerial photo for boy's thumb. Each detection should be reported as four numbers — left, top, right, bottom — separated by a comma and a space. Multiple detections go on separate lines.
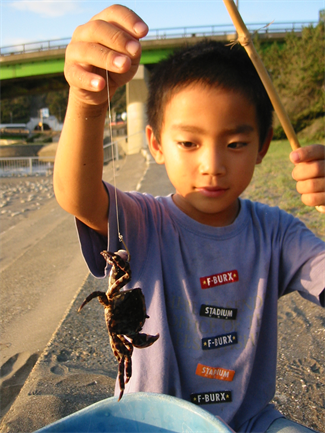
289, 150, 300, 164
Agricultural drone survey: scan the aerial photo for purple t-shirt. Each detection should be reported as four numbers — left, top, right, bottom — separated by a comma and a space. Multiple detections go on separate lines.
77, 183, 325, 432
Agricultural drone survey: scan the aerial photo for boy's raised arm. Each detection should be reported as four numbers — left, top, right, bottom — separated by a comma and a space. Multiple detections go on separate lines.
53, 5, 148, 236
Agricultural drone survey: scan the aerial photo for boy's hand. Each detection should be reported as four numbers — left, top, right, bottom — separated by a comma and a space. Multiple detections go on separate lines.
64, 4, 148, 106
290, 144, 325, 213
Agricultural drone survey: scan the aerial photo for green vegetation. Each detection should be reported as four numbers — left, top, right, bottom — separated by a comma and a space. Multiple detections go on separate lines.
242, 140, 325, 240
0, 90, 69, 124
0, 84, 126, 127
0, 95, 32, 124
255, 23, 324, 141
0, 85, 126, 125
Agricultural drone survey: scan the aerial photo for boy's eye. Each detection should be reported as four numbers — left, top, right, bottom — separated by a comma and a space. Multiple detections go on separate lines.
178, 141, 198, 149
228, 142, 248, 149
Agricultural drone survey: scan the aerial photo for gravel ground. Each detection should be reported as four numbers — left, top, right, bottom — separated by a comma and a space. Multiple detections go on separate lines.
0, 173, 55, 234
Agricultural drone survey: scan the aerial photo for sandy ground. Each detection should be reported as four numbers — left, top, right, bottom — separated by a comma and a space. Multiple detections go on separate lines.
0, 173, 90, 420
0, 154, 324, 432
274, 293, 325, 430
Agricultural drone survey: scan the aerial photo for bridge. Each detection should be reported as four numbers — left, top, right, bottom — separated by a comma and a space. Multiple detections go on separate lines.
0, 21, 317, 153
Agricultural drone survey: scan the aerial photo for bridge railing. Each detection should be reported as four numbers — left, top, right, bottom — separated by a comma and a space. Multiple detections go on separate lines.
144, 21, 316, 40
0, 21, 317, 56
0, 37, 71, 56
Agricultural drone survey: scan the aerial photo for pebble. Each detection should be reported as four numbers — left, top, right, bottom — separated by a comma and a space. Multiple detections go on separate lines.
0, 175, 54, 226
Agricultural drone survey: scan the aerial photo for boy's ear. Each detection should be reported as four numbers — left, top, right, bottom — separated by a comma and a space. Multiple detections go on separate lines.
146, 125, 165, 164
256, 127, 273, 164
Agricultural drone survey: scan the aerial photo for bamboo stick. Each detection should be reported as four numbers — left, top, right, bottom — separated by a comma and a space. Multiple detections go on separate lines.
222, 0, 300, 151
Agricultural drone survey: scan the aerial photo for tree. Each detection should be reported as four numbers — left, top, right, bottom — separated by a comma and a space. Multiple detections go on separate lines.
258, 23, 325, 139
46, 89, 69, 122
0, 96, 31, 124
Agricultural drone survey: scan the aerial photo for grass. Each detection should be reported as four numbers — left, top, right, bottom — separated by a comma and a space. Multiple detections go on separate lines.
241, 140, 325, 241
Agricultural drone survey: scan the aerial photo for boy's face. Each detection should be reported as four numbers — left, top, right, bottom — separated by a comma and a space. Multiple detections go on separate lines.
147, 83, 271, 227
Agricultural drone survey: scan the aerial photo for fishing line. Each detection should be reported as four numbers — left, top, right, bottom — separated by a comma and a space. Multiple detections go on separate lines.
106, 68, 130, 258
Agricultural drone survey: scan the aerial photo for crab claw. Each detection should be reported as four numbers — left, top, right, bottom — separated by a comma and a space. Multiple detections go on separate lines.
101, 250, 115, 260
131, 333, 159, 348
101, 250, 129, 263
118, 389, 124, 402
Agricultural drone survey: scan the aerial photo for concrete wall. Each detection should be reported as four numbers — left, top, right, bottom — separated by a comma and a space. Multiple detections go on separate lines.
126, 65, 149, 154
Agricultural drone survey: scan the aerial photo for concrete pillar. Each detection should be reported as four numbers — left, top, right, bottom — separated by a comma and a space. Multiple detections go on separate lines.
126, 65, 149, 154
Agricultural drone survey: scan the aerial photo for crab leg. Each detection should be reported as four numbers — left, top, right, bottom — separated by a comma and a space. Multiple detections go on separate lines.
78, 291, 108, 312
109, 333, 132, 401
119, 335, 133, 383
131, 332, 160, 348
101, 251, 131, 297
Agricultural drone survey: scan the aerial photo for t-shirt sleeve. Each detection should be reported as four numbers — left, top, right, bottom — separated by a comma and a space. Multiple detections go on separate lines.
277, 211, 325, 307
76, 181, 162, 279
75, 217, 108, 278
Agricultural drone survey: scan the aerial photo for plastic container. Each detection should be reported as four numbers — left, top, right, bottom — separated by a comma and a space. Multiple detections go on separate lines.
35, 392, 234, 432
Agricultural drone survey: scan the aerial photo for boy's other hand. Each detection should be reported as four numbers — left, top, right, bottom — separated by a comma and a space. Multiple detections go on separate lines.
64, 4, 148, 106
290, 144, 325, 213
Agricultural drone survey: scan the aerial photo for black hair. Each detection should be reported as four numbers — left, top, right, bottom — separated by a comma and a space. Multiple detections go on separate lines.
146, 39, 273, 147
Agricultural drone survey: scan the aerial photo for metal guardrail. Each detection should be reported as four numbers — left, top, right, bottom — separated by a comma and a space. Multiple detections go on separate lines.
0, 21, 317, 56
0, 142, 117, 177
0, 130, 147, 176
0, 156, 55, 177
144, 21, 317, 40
103, 141, 119, 165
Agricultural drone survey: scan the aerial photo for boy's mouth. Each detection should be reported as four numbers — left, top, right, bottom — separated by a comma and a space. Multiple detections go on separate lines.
195, 186, 228, 198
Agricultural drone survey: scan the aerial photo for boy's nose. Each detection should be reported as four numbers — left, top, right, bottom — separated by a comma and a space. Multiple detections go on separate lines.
199, 147, 226, 176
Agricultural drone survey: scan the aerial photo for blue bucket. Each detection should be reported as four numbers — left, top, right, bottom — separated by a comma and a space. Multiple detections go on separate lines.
35, 392, 234, 432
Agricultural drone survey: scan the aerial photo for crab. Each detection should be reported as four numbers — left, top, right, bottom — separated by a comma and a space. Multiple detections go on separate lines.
78, 249, 159, 401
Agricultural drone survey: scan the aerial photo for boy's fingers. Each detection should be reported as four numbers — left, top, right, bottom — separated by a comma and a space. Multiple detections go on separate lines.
290, 145, 325, 182
64, 4, 148, 102
291, 160, 325, 182
66, 10, 145, 91
290, 145, 325, 212
290, 144, 325, 164
296, 178, 325, 195
300, 192, 325, 208
72, 20, 142, 63
64, 63, 107, 93
66, 40, 132, 77
90, 4, 148, 39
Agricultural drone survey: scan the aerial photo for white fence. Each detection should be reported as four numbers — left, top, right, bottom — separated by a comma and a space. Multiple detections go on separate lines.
103, 141, 119, 165
0, 156, 55, 177
0, 141, 120, 177
0, 130, 149, 177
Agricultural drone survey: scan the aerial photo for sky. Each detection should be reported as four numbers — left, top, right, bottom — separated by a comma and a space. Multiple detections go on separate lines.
1, 0, 324, 48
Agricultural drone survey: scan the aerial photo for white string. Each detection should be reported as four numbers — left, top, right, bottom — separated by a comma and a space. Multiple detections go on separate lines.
106, 69, 124, 247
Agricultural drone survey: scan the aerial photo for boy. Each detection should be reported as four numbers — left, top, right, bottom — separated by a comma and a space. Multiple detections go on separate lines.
54, 5, 325, 432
